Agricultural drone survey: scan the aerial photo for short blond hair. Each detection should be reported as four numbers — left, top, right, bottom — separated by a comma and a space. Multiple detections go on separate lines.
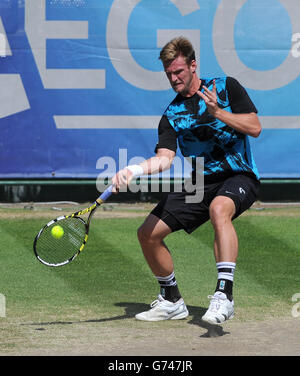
159, 36, 195, 67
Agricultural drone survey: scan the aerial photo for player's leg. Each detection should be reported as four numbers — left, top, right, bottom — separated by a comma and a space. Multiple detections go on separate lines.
137, 213, 174, 277
210, 195, 238, 263
201, 195, 236, 325
210, 195, 237, 302
137, 213, 183, 304
135, 213, 189, 321
202, 174, 260, 325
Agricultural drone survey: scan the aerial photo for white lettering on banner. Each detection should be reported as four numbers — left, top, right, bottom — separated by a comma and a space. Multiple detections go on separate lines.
0, 33, 5, 57
292, 33, 300, 58
106, 0, 200, 90
25, 0, 105, 89
0, 18, 12, 57
0, 32, 6, 57
0, 17, 30, 119
213, 0, 300, 90
55, 0, 201, 128
7, 0, 297, 130
170, 0, 200, 16
0, 75, 30, 119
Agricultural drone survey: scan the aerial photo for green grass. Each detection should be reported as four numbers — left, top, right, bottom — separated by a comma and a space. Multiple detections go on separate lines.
0, 210, 299, 325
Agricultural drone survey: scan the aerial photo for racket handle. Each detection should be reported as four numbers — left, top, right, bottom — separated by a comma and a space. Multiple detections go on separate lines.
98, 185, 113, 202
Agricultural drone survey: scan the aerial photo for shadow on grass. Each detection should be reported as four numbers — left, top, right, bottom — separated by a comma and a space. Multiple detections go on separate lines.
24, 302, 230, 338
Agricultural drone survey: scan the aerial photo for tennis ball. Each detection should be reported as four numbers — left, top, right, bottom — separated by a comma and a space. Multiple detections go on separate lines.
51, 225, 64, 239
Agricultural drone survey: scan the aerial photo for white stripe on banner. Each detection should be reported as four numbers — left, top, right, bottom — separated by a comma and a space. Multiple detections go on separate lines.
260, 116, 300, 129
54, 116, 161, 129
54, 116, 300, 129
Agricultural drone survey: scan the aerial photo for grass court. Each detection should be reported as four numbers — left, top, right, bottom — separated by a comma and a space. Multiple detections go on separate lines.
0, 202, 299, 356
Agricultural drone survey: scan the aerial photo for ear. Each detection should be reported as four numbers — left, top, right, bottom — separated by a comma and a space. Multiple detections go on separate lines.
190, 60, 197, 73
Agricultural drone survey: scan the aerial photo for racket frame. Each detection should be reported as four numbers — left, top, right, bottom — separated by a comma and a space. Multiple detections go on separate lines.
33, 186, 112, 267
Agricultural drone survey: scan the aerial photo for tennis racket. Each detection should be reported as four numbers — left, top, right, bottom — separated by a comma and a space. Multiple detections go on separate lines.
33, 185, 113, 267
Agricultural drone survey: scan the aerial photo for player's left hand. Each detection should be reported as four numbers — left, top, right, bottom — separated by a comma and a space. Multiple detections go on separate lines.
197, 79, 219, 116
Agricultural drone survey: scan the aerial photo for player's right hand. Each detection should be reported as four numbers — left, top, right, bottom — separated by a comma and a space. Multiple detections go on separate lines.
111, 168, 133, 193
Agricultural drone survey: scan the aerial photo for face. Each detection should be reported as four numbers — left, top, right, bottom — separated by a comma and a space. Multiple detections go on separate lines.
164, 55, 196, 96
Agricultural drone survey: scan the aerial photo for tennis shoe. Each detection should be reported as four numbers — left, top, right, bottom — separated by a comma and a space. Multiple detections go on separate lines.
135, 294, 189, 321
201, 291, 234, 325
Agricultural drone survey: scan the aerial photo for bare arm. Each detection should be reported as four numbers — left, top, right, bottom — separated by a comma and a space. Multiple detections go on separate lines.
212, 110, 261, 138
197, 80, 262, 138
139, 148, 175, 174
112, 148, 175, 191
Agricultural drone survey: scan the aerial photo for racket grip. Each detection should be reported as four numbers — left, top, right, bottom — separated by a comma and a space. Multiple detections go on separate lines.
98, 185, 113, 202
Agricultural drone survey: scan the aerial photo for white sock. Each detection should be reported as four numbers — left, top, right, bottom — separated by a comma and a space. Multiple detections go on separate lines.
215, 262, 236, 300
155, 272, 181, 302
216, 262, 236, 282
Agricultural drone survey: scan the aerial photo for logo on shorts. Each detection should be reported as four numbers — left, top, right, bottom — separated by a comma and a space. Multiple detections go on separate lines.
239, 187, 246, 194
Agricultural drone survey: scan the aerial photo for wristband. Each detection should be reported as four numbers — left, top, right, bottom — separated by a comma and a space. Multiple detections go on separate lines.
125, 164, 144, 177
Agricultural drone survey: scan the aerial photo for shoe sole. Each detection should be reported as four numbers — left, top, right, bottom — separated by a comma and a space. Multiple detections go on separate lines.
170, 310, 189, 320
201, 313, 234, 325
135, 310, 189, 322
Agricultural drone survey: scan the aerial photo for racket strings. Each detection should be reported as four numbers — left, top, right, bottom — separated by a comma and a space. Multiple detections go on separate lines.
35, 217, 86, 265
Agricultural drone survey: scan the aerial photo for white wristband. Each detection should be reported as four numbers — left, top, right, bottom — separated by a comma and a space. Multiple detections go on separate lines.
125, 164, 144, 177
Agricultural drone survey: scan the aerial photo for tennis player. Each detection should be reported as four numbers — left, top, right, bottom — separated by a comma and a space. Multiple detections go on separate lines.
112, 37, 261, 325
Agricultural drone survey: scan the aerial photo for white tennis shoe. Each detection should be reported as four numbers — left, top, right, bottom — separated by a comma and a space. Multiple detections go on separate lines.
135, 294, 189, 321
202, 291, 234, 325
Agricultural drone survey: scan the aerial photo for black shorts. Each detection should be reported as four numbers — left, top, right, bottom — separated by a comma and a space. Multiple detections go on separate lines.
151, 174, 260, 234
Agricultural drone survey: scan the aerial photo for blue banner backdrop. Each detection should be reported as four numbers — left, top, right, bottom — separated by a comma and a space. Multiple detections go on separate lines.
0, 0, 299, 179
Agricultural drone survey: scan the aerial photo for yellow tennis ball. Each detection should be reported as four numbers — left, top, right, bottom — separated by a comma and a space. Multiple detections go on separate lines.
51, 225, 64, 239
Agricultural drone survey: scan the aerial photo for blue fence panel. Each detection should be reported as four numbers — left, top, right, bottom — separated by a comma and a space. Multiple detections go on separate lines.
0, 0, 299, 179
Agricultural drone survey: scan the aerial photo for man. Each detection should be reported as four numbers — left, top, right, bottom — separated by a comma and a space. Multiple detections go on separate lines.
112, 37, 261, 325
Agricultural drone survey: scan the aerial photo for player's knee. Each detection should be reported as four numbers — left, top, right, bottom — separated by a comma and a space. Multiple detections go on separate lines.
210, 202, 223, 218
137, 223, 163, 246
137, 224, 152, 245
209, 200, 234, 226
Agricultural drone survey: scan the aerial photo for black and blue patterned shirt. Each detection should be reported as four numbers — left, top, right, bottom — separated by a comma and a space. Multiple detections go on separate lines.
156, 77, 260, 182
